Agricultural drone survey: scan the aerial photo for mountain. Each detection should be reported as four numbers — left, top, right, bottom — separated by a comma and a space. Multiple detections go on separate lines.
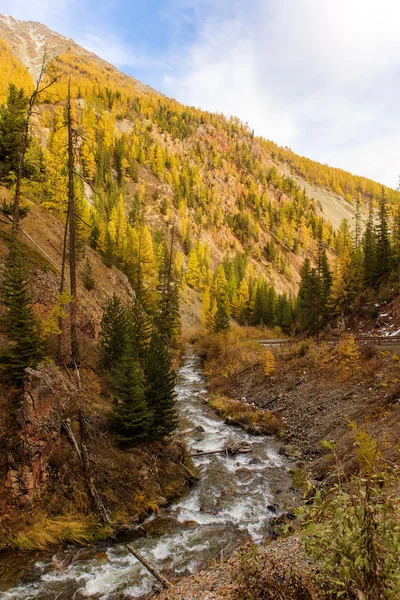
0, 13, 399, 560
1, 14, 399, 314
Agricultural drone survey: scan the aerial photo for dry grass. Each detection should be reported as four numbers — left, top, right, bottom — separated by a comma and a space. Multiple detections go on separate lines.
13, 514, 113, 550
209, 395, 283, 436
197, 331, 268, 394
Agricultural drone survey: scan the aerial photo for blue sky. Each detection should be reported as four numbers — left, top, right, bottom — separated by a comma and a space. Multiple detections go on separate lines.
1, 0, 399, 188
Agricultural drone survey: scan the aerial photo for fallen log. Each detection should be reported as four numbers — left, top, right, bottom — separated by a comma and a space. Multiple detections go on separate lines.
191, 447, 252, 457
126, 545, 172, 589
179, 460, 199, 482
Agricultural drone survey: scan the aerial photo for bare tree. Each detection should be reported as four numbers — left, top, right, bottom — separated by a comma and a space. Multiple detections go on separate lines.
67, 80, 80, 366
12, 52, 58, 236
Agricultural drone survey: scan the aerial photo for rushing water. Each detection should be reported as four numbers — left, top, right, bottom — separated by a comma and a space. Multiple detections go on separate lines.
0, 354, 294, 600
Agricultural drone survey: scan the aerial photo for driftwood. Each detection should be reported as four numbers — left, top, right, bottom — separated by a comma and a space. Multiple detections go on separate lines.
179, 461, 199, 482
191, 441, 252, 457
126, 545, 172, 589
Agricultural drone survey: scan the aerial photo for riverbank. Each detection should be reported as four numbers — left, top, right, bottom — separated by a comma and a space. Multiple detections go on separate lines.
0, 354, 298, 599
195, 332, 400, 478
0, 361, 193, 552
151, 333, 400, 600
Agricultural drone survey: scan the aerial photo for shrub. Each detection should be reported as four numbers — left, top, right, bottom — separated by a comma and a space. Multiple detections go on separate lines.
337, 334, 360, 367
263, 349, 276, 376
300, 433, 400, 600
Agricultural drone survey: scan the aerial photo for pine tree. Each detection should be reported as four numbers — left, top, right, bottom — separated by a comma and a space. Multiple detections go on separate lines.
0, 243, 42, 385
143, 330, 178, 439
296, 258, 321, 331
363, 199, 377, 287
354, 193, 362, 248
130, 299, 152, 361
99, 294, 128, 371
155, 234, 181, 348
0, 84, 28, 182
375, 188, 392, 280
213, 297, 230, 333
82, 257, 95, 290
112, 338, 152, 443
320, 250, 332, 322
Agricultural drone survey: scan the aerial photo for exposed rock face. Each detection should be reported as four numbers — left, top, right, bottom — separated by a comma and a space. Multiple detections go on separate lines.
6, 364, 76, 501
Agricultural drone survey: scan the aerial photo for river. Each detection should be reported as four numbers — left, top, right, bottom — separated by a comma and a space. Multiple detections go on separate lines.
0, 354, 295, 599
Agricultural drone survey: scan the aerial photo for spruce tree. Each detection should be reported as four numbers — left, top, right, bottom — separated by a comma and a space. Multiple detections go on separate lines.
320, 250, 332, 322
99, 295, 128, 371
354, 193, 362, 248
0, 243, 42, 385
112, 338, 152, 443
156, 237, 181, 348
130, 299, 152, 361
143, 330, 178, 439
213, 296, 230, 333
375, 188, 392, 280
363, 199, 377, 287
0, 85, 28, 182
297, 258, 321, 331
82, 257, 95, 290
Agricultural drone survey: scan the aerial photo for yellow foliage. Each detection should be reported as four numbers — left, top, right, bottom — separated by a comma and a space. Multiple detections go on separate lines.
337, 334, 360, 367
263, 349, 276, 376
209, 394, 282, 435
41, 292, 73, 338
0, 39, 33, 102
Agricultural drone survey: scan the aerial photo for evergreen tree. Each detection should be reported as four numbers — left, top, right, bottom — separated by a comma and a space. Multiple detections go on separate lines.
354, 193, 362, 248
0, 84, 28, 182
130, 299, 152, 361
213, 297, 230, 333
156, 236, 181, 348
276, 293, 293, 333
112, 338, 152, 443
143, 330, 178, 438
320, 250, 332, 322
82, 257, 95, 290
363, 199, 377, 287
348, 246, 365, 302
99, 295, 128, 371
391, 207, 400, 268
375, 188, 392, 280
296, 258, 321, 331
0, 243, 42, 385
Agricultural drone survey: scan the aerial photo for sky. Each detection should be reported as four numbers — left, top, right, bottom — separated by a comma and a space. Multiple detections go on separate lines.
1, 0, 399, 188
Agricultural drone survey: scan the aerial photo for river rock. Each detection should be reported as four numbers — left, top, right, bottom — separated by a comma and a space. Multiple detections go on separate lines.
194, 425, 205, 432
200, 504, 222, 515
249, 457, 262, 465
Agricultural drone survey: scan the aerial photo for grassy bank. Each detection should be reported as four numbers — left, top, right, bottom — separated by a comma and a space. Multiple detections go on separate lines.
209, 394, 283, 436
195, 329, 283, 436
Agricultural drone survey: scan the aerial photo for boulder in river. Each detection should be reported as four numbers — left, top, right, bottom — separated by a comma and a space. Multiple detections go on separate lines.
200, 504, 222, 515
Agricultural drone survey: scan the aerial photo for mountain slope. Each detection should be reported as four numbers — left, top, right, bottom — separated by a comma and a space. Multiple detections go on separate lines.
0, 15, 399, 309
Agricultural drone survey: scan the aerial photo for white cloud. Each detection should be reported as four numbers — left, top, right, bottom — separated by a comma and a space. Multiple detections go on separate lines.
162, 0, 400, 187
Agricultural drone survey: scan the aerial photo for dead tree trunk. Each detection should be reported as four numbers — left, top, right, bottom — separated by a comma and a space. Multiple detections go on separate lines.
67, 81, 80, 365
57, 210, 69, 363
126, 545, 172, 589
78, 411, 112, 524
12, 52, 56, 237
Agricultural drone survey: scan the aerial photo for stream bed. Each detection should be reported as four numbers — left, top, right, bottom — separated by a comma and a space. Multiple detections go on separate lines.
0, 354, 295, 599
